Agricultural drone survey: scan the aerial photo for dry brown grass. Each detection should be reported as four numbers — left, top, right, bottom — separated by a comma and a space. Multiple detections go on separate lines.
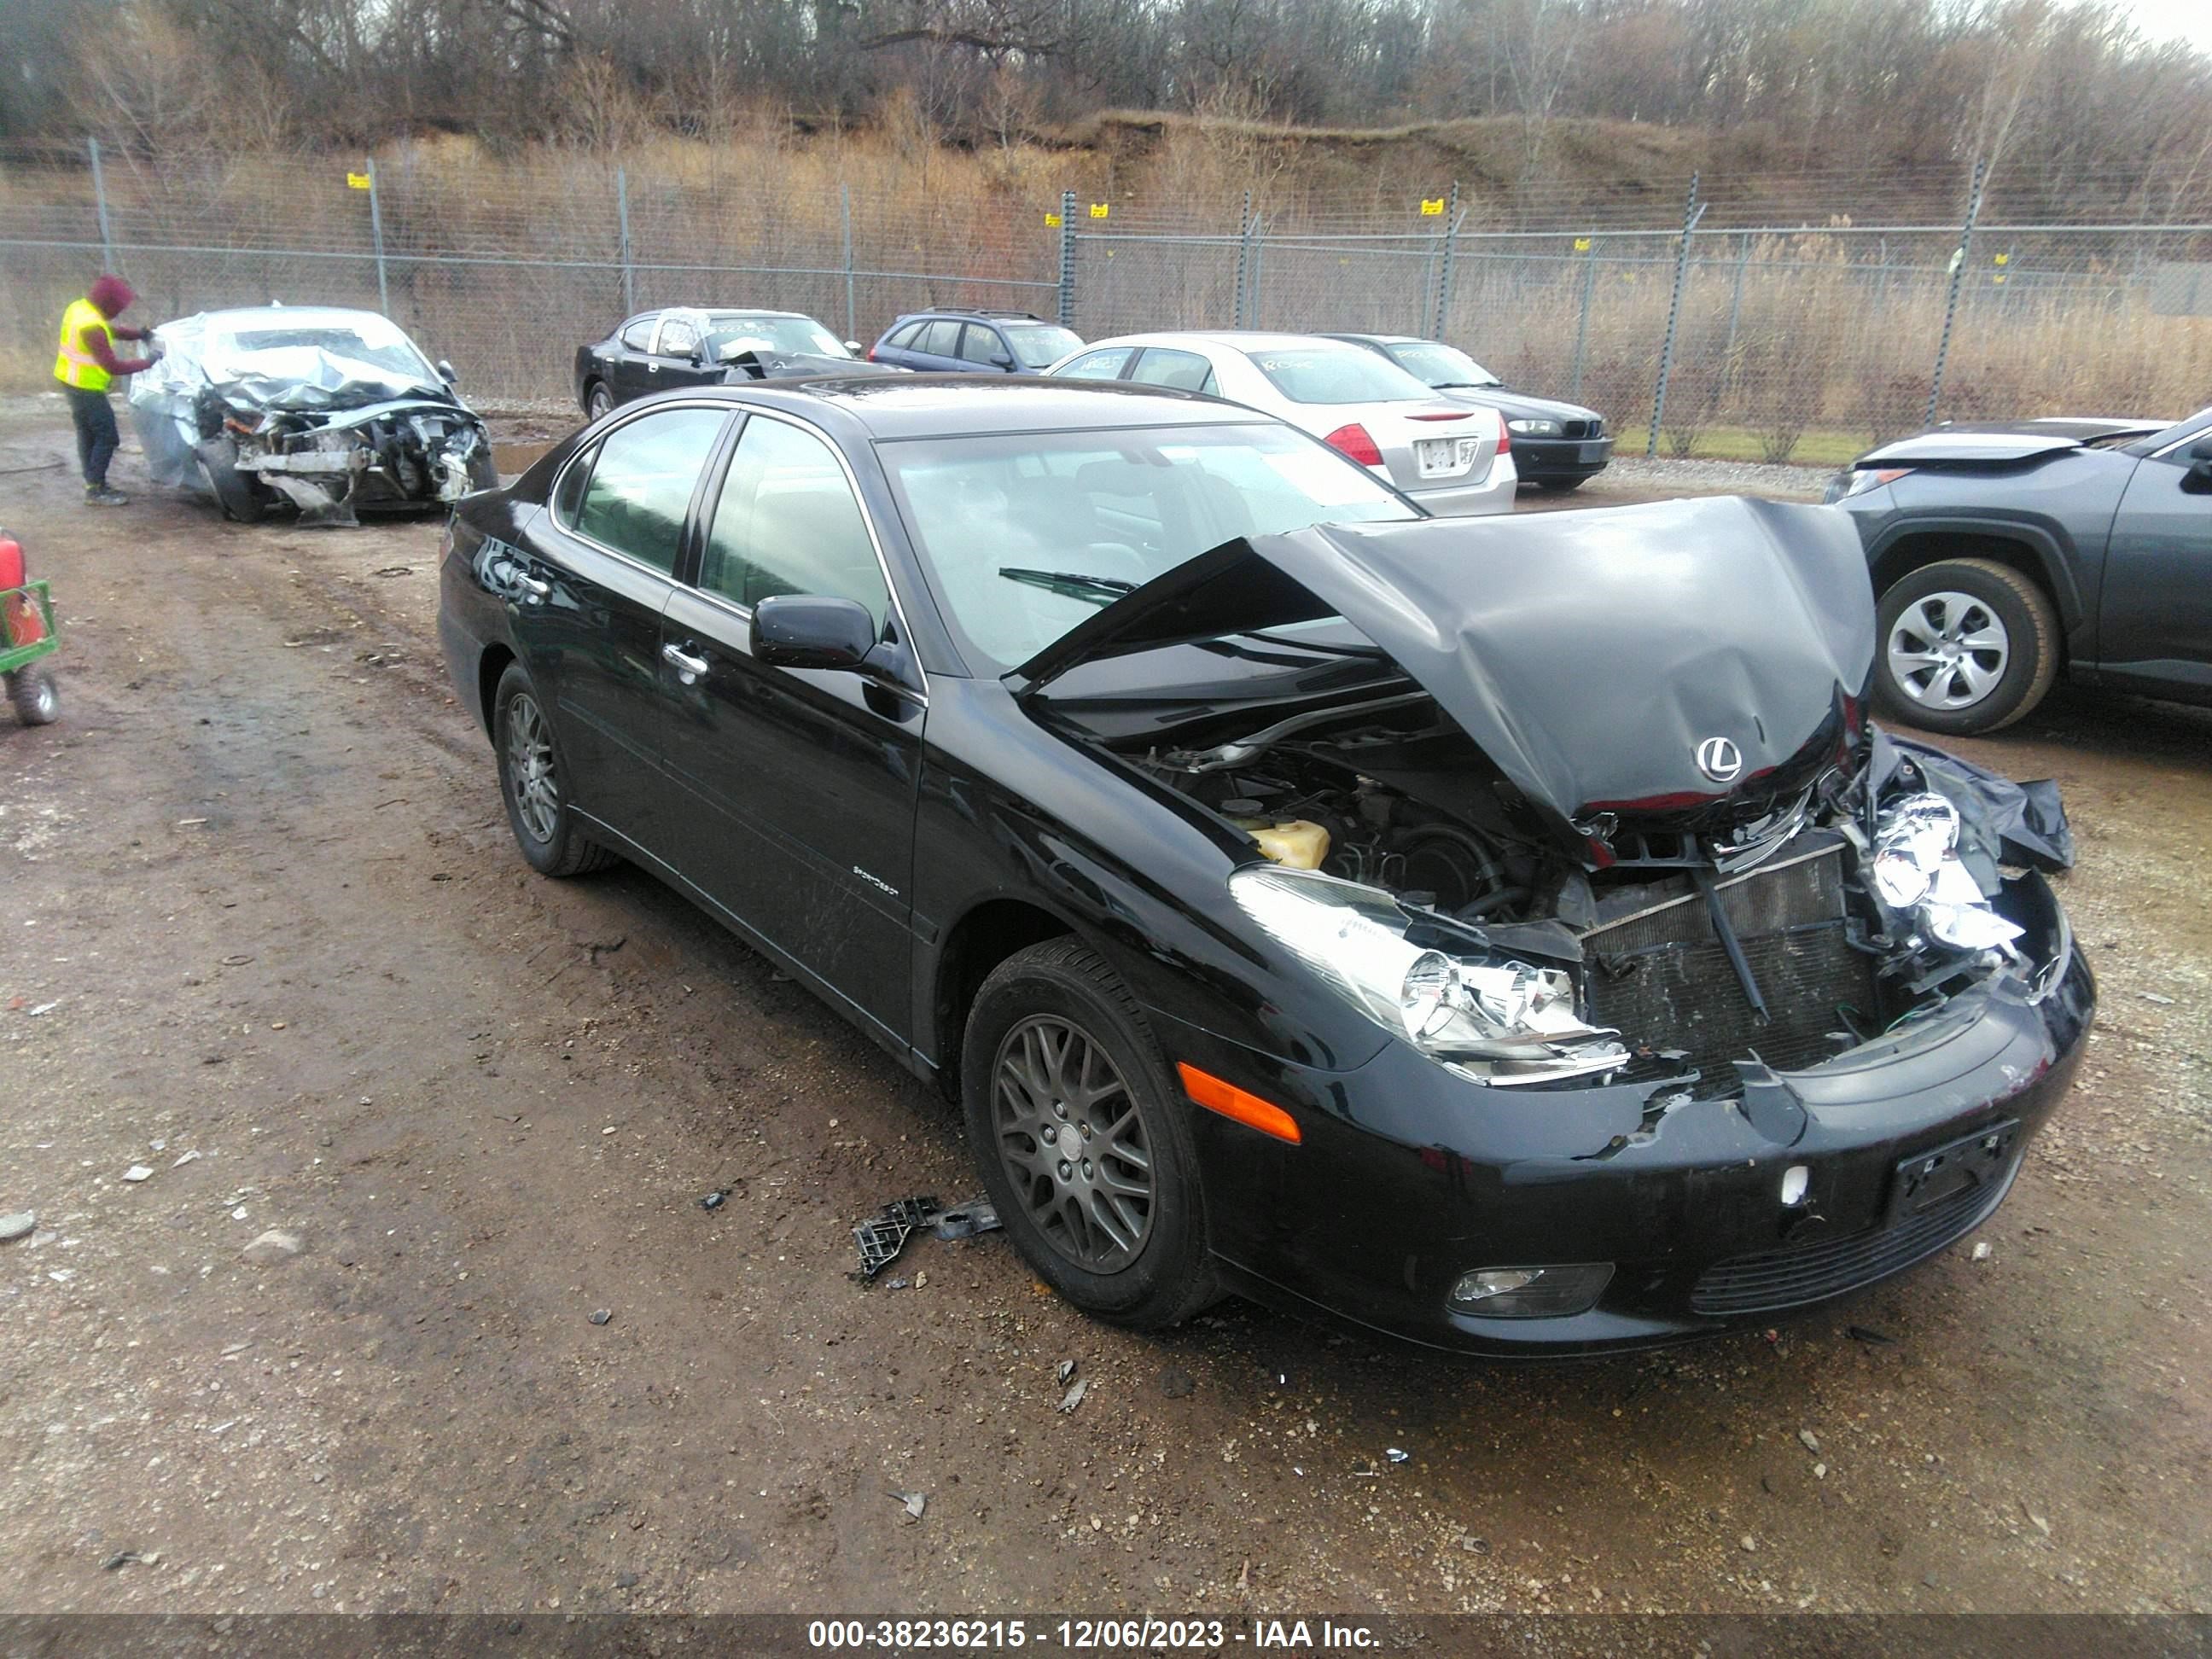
3, 119, 2206, 432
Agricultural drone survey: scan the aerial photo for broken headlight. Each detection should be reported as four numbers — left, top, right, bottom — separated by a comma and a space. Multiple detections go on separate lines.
1229, 865, 1628, 1086
1871, 792, 2023, 952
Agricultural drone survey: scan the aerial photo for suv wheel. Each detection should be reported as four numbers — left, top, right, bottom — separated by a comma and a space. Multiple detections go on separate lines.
961, 940, 1220, 1329
1874, 557, 2058, 734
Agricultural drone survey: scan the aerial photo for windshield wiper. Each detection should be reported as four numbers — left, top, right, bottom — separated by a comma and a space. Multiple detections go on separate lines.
998, 568, 1138, 603
1434, 380, 1503, 390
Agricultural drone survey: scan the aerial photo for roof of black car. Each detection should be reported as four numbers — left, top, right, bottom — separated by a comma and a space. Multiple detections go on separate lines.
724, 375, 1245, 439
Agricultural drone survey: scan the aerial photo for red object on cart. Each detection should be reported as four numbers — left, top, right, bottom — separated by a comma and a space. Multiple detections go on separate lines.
0, 534, 44, 648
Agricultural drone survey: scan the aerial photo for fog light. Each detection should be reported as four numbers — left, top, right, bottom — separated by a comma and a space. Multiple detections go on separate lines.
1447, 1262, 1613, 1318
1780, 1164, 1810, 1207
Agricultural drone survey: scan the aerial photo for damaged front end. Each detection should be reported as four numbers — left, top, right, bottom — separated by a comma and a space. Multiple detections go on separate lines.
1017, 498, 2092, 1346
131, 308, 497, 527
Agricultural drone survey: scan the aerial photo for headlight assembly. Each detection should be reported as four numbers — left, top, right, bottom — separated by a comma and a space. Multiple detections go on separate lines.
1506, 417, 1563, 437
1871, 791, 2023, 952
1229, 865, 1628, 1086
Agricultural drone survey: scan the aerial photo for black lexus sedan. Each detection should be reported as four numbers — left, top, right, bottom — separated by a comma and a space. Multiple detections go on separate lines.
437, 375, 2092, 1356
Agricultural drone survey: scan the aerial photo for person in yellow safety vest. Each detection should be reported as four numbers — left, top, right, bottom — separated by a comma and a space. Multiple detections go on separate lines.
54, 274, 160, 506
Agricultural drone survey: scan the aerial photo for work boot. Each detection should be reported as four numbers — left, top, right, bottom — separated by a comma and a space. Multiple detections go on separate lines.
85, 486, 128, 506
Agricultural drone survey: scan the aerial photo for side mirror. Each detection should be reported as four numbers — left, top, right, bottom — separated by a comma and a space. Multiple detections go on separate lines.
844, 340, 863, 355
437, 359, 458, 384
992, 355, 1016, 371
752, 594, 878, 672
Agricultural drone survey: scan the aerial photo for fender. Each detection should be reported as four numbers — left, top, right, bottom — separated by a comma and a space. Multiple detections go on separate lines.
1866, 512, 2088, 642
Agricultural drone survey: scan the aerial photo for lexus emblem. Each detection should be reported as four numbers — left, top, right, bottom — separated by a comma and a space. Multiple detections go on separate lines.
1696, 736, 1744, 783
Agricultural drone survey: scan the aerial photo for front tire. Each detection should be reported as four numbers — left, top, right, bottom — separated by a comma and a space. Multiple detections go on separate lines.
961, 940, 1219, 1330
1874, 557, 2058, 734
8, 667, 58, 725
492, 662, 616, 876
1537, 476, 1589, 492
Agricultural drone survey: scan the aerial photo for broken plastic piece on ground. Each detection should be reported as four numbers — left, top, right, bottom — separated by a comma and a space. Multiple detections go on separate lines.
888, 1489, 926, 1520
932, 1199, 1002, 1241
1057, 1378, 1089, 1413
1847, 1324, 1898, 1346
1057, 1359, 1077, 1386
700, 1187, 731, 1210
1385, 1447, 1410, 1464
852, 1195, 940, 1279
852, 1194, 1002, 1278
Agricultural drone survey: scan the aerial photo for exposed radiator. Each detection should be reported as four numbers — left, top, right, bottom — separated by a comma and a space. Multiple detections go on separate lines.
1582, 838, 1877, 1097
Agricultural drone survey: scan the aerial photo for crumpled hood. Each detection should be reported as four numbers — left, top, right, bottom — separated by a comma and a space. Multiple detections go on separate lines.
1015, 496, 1876, 825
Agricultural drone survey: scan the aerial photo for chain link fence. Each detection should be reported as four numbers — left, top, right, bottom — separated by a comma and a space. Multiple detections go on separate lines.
1063, 177, 2212, 464
4, 147, 2209, 462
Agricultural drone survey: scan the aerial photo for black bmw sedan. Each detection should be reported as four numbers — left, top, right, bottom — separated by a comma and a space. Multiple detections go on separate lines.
438, 375, 2093, 1356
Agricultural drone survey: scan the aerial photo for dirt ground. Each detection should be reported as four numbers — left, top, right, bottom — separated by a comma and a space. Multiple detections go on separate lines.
1, 394, 2207, 1619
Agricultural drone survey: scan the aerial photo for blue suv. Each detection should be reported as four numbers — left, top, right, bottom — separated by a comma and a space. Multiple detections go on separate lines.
868, 309, 1084, 375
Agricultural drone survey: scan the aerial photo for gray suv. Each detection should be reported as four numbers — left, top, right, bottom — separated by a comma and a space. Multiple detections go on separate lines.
1827, 408, 2212, 733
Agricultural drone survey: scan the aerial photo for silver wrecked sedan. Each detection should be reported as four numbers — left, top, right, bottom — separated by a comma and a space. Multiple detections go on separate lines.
1048, 331, 1516, 515
129, 306, 496, 527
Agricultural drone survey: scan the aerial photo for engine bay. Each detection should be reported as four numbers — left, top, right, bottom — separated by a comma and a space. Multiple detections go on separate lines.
1127, 693, 2075, 1091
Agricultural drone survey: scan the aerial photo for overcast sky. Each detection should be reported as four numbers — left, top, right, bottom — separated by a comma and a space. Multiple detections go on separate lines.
2110, 0, 2210, 49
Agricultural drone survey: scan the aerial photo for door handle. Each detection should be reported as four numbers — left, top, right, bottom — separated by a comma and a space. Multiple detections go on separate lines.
662, 642, 710, 678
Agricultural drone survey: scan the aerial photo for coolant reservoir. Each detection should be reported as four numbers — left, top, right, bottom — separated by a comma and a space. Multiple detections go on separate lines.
1249, 819, 1330, 870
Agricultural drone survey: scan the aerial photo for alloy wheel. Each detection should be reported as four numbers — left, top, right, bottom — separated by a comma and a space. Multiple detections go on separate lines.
504, 691, 560, 843
1886, 591, 2011, 712
992, 1015, 1154, 1272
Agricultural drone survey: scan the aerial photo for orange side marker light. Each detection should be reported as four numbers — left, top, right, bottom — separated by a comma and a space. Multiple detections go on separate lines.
1177, 1062, 1301, 1145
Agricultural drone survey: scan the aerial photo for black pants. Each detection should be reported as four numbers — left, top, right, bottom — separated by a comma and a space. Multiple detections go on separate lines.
63, 383, 119, 489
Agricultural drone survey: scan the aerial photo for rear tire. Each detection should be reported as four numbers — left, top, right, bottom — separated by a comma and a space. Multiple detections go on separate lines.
492, 662, 617, 876
585, 381, 614, 422
961, 939, 1220, 1330
1874, 557, 2058, 735
8, 667, 58, 725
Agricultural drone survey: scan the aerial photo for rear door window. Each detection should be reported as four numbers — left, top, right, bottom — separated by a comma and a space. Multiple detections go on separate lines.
573, 406, 729, 572
700, 417, 889, 628
919, 319, 964, 358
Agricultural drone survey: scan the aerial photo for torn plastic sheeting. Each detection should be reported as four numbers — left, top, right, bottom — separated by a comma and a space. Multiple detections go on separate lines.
1868, 730, 2075, 876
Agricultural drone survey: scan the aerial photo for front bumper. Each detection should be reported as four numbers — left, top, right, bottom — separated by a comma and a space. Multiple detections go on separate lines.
1513, 434, 1614, 483
1156, 911, 2093, 1356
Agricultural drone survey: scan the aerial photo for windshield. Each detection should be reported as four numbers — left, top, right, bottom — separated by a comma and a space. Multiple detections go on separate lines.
211, 321, 439, 386
1248, 347, 1437, 405
706, 315, 848, 358
879, 422, 1417, 672
1384, 341, 1500, 388
1005, 324, 1084, 368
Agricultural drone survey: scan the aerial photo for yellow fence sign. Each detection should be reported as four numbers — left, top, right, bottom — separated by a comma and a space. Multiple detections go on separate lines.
1045, 212, 1062, 227
1088, 202, 1109, 219
1574, 236, 1592, 252
346, 172, 372, 190
1419, 197, 1445, 216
